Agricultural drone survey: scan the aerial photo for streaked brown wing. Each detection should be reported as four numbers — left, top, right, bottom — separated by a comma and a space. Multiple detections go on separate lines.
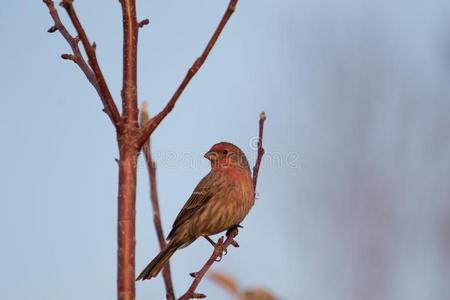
167, 171, 224, 239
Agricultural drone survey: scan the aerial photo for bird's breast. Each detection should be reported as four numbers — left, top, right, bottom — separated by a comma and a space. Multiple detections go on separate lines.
229, 172, 254, 223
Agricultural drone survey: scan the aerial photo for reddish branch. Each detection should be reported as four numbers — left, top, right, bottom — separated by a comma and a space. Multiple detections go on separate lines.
136, 0, 239, 147
178, 112, 267, 300
140, 103, 175, 300
119, 0, 139, 126
115, 1, 140, 300
43, 1, 93, 82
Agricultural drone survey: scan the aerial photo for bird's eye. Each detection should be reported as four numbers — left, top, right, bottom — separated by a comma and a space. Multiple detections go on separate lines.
222, 150, 228, 155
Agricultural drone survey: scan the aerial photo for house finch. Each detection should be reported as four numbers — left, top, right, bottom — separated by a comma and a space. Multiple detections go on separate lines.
136, 142, 254, 280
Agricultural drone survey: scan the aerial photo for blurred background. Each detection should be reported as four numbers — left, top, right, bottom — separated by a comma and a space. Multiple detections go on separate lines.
1, 0, 449, 299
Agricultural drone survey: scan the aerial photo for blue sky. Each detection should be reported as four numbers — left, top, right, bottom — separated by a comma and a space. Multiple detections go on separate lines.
1, 0, 450, 299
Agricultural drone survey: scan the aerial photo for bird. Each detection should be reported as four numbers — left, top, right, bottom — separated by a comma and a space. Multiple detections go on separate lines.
136, 142, 255, 280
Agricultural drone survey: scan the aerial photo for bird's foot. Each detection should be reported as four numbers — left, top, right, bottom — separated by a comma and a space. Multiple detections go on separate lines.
225, 225, 241, 248
208, 236, 228, 262
203, 235, 228, 259
204, 235, 228, 256
214, 242, 227, 262
203, 226, 242, 262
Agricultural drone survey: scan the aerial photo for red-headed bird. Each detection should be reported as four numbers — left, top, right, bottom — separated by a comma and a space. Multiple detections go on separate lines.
136, 142, 254, 280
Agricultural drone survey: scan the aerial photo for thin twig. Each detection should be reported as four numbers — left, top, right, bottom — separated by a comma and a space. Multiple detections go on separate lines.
137, 0, 239, 147
178, 112, 267, 300
140, 103, 176, 300
178, 229, 239, 300
43, 2, 98, 105
56, 0, 122, 128
252, 112, 266, 192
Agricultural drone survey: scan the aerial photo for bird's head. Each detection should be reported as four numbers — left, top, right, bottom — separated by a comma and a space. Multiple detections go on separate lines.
204, 142, 249, 170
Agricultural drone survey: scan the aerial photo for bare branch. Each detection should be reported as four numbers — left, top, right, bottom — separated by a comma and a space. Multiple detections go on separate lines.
56, 0, 122, 128
140, 102, 175, 300
137, 0, 239, 148
178, 112, 267, 299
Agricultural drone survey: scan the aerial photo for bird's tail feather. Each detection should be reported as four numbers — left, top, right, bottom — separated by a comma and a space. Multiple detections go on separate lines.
136, 241, 179, 281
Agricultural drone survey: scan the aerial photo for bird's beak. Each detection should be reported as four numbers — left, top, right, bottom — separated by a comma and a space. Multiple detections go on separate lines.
204, 150, 217, 161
